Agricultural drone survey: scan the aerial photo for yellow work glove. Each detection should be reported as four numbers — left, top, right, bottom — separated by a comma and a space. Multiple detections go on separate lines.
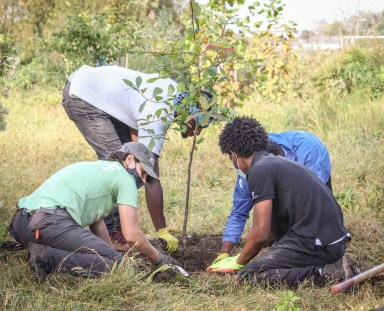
207, 254, 245, 273
211, 253, 229, 265
156, 228, 179, 252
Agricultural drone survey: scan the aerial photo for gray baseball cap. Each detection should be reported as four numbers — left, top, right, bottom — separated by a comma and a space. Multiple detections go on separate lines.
119, 142, 159, 180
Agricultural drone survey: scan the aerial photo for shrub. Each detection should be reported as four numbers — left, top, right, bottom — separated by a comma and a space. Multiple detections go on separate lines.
312, 44, 384, 98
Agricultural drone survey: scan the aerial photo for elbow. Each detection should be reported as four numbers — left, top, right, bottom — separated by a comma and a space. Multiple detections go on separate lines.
248, 229, 271, 246
257, 234, 271, 246
121, 229, 140, 245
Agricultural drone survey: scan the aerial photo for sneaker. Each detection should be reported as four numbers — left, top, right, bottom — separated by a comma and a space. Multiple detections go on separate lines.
27, 242, 49, 281
323, 254, 360, 283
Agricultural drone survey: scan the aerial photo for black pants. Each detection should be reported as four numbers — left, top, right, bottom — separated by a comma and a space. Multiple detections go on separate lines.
237, 232, 347, 288
9, 210, 122, 277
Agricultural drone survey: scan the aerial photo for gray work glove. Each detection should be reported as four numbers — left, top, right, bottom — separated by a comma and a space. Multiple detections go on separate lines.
148, 253, 189, 283
153, 252, 182, 268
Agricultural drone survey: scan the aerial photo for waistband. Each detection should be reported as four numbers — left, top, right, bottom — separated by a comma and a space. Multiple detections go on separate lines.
39, 207, 72, 218
18, 207, 72, 218
315, 232, 352, 247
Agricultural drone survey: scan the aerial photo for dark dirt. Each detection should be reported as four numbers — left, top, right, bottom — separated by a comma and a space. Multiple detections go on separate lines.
151, 234, 244, 272
173, 235, 223, 271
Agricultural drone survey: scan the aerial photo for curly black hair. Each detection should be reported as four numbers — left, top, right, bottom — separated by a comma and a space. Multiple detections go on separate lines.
219, 116, 268, 157
266, 140, 284, 156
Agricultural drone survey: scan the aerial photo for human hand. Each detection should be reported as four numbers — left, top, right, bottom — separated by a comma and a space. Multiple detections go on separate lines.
211, 253, 229, 265
154, 253, 182, 268
147, 261, 189, 283
207, 254, 245, 273
156, 228, 179, 252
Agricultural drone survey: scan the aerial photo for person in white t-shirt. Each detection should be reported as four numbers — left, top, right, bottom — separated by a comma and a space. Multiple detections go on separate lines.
62, 65, 208, 252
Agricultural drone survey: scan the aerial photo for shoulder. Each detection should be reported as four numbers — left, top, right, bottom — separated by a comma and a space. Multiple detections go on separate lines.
248, 153, 276, 176
113, 171, 137, 189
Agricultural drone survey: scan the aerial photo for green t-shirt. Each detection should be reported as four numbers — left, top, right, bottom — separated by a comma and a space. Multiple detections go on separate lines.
18, 161, 138, 227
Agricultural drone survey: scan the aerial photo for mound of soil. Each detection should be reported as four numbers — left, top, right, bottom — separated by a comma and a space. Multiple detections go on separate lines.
173, 235, 223, 272
150, 234, 243, 272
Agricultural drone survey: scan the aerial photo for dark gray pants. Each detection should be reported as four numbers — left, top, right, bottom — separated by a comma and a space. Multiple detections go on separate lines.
62, 81, 131, 232
9, 210, 122, 277
237, 232, 347, 288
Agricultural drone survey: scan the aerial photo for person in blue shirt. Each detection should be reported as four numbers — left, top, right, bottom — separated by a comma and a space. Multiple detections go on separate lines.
211, 129, 333, 265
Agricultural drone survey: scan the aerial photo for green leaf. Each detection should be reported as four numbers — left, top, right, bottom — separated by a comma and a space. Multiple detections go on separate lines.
135, 76, 142, 88
153, 87, 163, 97
167, 84, 175, 97
155, 109, 163, 118
147, 77, 159, 83
196, 137, 205, 145
200, 114, 211, 127
138, 101, 146, 113
207, 67, 217, 77
199, 95, 209, 110
123, 79, 135, 89
173, 127, 185, 132
155, 96, 163, 101
193, 2, 202, 16
177, 82, 185, 92
148, 138, 155, 152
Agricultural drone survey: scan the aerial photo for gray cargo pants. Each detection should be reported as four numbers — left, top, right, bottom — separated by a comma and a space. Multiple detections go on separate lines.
9, 209, 122, 277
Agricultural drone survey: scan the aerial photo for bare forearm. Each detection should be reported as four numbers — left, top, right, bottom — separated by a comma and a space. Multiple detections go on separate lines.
145, 180, 166, 230
237, 230, 271, 265
90, 220, 113, 246
145, 154, 166, 230
123, 228, 160, 261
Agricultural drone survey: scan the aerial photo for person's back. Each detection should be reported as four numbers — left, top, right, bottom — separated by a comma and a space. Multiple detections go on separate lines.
248, 151, 346, 246
18, 161, 137, 227
268, 130, 331, 185
68, 65, 176, 129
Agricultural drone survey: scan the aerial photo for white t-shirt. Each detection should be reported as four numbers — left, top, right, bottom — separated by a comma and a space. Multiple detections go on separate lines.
68, 65, 176, 156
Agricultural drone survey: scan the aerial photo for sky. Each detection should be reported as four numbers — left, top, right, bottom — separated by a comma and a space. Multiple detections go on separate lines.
238, 0, 384, 31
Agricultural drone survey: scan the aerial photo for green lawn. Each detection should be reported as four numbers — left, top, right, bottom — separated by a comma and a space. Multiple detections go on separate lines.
0, 82, 383, 310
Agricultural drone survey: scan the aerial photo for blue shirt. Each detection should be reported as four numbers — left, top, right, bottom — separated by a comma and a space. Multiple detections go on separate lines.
222, 130, 332, 244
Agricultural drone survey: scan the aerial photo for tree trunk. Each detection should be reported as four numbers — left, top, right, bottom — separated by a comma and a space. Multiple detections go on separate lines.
182, 130, 198, 251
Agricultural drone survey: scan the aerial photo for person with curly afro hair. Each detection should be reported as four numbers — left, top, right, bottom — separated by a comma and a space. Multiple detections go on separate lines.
212, 117, 333, 266
208, 116, 358, 289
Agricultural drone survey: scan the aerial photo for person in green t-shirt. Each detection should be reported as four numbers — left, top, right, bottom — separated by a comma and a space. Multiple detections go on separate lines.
9, 142, 179, 280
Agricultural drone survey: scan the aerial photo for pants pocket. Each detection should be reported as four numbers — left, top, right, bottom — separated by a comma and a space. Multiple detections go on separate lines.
27, 211, 55, 232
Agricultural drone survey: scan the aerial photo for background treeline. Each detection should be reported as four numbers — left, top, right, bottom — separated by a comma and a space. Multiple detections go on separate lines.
2, 0, 384, 98
1, 0, 185, 86
0, 0, 384, 107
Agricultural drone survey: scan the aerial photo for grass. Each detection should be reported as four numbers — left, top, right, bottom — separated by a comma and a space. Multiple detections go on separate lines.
0, 72, 383, 310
